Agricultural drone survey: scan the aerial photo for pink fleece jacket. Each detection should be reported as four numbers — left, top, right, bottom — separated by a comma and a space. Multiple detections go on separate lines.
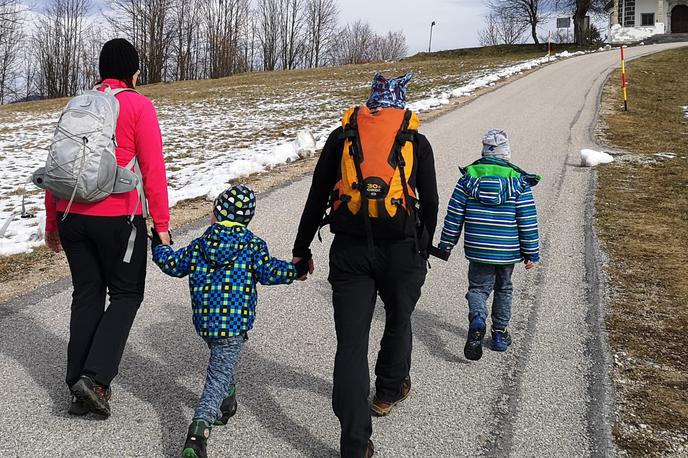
45, 79, 170, 232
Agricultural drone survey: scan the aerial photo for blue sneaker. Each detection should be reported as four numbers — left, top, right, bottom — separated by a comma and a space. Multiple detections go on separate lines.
464, 316, 486, 361
490, 327, 513, 352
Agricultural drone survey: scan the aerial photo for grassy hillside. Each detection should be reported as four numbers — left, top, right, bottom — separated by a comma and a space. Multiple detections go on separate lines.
597, 47, 688, 457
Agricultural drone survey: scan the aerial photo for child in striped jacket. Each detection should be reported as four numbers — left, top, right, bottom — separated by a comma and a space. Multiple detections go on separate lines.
438, 129, 540, 361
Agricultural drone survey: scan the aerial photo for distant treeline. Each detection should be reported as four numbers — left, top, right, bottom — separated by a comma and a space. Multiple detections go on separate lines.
0, 0, 408, 104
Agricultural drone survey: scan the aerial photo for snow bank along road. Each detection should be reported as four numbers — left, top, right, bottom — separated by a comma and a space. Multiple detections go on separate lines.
1, 43, 684, 457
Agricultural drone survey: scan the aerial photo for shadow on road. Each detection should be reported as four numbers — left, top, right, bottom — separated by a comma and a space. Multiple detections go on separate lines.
0, 299, 337, 457
369, 302, 469, 364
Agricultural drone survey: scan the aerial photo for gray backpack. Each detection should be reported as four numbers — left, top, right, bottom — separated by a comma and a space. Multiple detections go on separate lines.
33, 84, 148, 262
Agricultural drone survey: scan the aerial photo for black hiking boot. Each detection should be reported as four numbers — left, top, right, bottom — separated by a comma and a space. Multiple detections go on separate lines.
68, 394, 89, 416
70, 375, 111, 418
182, 420, 211, 458
213, 387, 237, 426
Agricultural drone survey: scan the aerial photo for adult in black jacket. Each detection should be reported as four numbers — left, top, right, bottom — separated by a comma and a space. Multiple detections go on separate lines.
292, 73, 439, 458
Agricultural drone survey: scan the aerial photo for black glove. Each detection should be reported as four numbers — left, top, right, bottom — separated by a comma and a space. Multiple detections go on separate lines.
150, 228, 162, 248
429, 246, 451, 261
294, 254, 312, 278
150, 228, 173, 248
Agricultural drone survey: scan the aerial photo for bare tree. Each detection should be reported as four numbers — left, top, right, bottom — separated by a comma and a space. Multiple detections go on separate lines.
487, 0, 550, 44
256, 0, 280, 71
373, 30, 408, 61
34, 0, 92, 98
555, 0, 606, 44
203, 0, 249, 78
478, 9, 528, 46
0, 0, 23, 103
277, 0, 304, 69
108, 0, 174, 84
303, 0, 337, 68
334, 20, 375, 65
170, 0, 202, 81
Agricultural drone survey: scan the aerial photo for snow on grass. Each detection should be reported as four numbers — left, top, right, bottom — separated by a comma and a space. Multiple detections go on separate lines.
682, 106, 688, 119
0, 50, 591, 256
581, 149, 614, 167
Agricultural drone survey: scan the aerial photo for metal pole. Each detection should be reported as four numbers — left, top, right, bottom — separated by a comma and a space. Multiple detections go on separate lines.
428, 21, 436, 53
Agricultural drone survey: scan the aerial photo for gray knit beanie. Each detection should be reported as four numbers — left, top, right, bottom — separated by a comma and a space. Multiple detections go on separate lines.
482, 129, 512, 159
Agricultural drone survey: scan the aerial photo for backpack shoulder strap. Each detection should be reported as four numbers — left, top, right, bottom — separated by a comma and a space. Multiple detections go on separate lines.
340, 106, 360, 141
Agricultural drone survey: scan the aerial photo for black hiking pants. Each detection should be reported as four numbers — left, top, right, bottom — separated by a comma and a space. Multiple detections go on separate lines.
328, 234, 427, 458
58, 213, 147, 388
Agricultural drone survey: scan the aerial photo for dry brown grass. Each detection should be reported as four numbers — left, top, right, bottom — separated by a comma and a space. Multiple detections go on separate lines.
0, 46, 547, 115
596, 47, 688, 457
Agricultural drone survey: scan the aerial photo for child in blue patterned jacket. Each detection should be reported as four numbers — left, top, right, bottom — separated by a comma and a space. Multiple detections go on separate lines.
151, 184, 310, 458
437, 129, 540, 362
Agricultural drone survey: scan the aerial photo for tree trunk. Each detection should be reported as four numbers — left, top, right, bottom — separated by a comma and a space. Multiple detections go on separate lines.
573, 9, 587, 45
531, 21, 539, 44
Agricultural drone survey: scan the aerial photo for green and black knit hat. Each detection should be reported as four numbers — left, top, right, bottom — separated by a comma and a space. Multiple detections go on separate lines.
213, 185, 256, 225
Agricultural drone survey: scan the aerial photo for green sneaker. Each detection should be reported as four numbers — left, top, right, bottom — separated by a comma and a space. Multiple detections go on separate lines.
182, 420, 210, 458
214, 385, 237, 426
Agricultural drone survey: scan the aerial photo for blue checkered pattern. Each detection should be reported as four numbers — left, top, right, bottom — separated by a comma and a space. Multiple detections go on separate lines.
152, 224, 296, 339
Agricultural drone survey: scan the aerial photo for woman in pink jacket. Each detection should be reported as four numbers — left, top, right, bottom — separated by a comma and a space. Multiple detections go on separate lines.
44, 38, 170, 418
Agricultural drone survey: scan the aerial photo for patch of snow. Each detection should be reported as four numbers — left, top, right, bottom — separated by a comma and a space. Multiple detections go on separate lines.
682, 106, 688, 119
611, 23, 665, 44
654, 152, 676, 159
581, 149, 614, 167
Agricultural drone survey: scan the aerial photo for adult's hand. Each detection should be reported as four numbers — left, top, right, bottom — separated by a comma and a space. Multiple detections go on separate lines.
158, 231, 171, 246
292, 256, 315, 280
45, 230, 61, 253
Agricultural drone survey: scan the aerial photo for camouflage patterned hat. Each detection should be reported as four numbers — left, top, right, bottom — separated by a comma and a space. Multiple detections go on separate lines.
213, 184, 256, 225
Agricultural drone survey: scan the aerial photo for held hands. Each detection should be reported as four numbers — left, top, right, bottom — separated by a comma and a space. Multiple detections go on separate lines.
292, 256, 315, 280
45, 230, 61, 253
150, 228, 172, 248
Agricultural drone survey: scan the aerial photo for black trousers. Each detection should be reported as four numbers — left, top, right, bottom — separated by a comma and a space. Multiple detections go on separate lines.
328, 234, 427, 458
57, 213, 147, 388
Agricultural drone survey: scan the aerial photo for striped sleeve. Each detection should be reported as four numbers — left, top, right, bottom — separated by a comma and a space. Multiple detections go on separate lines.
439, 179, 468, 251
515, 186, 540, 262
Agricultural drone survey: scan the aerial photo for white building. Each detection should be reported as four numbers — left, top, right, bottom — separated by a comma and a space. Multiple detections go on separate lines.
609, 0, 688, 42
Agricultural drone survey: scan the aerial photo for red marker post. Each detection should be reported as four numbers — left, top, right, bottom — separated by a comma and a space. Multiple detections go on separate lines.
620, 47, 628, 111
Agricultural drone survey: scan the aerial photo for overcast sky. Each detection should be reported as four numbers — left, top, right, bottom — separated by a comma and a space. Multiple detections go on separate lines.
29, 0, 490, 54
337, 0, 488, 53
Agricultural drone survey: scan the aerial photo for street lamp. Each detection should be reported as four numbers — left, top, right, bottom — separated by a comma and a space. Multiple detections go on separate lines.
428, 21, 436, 53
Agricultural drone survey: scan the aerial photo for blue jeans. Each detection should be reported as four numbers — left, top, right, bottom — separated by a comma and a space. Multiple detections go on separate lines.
465, 261, 515, 330
194, 336, 245, 425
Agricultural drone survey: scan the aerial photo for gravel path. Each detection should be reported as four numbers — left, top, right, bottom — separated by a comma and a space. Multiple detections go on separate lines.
1, 43, 684, 457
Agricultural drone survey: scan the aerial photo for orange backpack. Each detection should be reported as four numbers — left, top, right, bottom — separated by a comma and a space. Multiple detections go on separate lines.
331, 106, 420, 223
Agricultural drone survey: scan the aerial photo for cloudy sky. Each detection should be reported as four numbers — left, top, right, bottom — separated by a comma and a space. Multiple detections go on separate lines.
29, 0, 490, 53
337, 0, 489, 53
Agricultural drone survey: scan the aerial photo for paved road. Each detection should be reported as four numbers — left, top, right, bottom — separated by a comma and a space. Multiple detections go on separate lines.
1, 43, 685, 458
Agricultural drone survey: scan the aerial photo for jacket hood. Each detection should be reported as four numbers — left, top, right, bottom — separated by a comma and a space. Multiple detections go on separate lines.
459, 174, 525, 206
198, 224, 254, 266
461, 157, 541, 187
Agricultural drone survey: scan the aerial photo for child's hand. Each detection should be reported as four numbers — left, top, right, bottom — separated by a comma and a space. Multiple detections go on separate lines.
525, 260, 537, 270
